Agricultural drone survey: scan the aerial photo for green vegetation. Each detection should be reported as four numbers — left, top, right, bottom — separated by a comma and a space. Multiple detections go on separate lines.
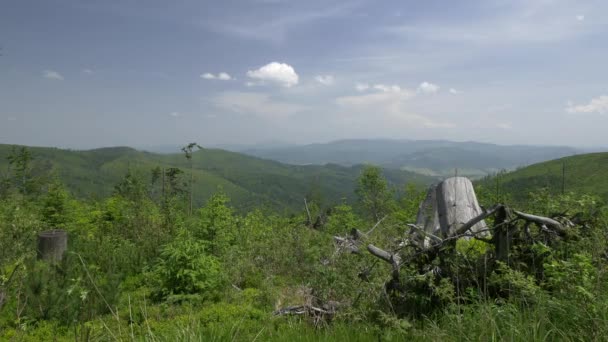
477, 152, 608, 203
1, 146, 608, 340
0, 144, 435, 212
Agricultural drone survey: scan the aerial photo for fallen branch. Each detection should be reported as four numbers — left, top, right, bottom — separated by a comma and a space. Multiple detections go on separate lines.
367, 244, 401, 279
514, 211, 565, 235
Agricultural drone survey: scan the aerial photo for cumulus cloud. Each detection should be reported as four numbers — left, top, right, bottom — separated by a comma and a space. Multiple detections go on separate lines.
211, 91, 306, 119
247, 62, 299, 88
449, 88, 461, 95
315, 75, 334, 85
566, 95, 608, 114
44, 70, 64, 80
217, 72, 232, 80
355, 83, 370, 91
201, 72, 232, 80
373, 84, 401, 93
417, 82, 440, 94
576, 14, 585, 21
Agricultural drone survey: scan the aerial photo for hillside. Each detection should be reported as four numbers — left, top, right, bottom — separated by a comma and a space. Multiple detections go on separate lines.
478, 152, 608, 202
0, 144, 435, 211
230, 139, 582, 177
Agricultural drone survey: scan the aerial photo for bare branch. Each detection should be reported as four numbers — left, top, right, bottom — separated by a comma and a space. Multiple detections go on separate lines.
407, 223, 443, 243
454, 205, 503, 236
366, 215, 388, 235
514, 211, 565, 235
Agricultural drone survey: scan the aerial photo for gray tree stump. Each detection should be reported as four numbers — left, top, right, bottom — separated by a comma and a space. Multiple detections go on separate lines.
413, 177, 488, 247
436, 177, 487, 237
37, 229, 68, 262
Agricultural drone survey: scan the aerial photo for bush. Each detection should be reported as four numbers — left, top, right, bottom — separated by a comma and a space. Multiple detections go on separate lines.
151, 232, 225, 302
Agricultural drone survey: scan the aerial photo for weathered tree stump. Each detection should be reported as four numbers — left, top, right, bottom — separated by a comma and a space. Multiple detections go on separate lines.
413, 183, 441, 247
411, 177, 488, 247
436, 177, 487, 237
37, 229, 68, 262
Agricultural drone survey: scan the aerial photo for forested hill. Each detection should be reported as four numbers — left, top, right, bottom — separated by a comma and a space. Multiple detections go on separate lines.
478, 152, 608, 202
0, 144, 436, 211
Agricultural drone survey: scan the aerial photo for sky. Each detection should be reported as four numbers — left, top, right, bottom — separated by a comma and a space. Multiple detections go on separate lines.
1, 0, 607, 149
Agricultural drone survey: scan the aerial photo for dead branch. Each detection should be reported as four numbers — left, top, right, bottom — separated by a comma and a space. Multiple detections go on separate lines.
454, 205, 503, 236
514, 211, 565, 235
367, 244, 401, 279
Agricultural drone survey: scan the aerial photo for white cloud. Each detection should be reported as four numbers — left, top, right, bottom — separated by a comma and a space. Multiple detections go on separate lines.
449, 88, 461, 95
373, 84, 401, 93
566, 95, 608, 114
44, 70, 64, 80
576, 14, 585, 21
246, 62, 299, 88
217, 72, 232, 80
418, 82, 440, 94
355, 83, 370, 92
82, 68, 94, 74
211, 91, 306, 119
315, 75, 334, 85
169, 112, 180, 117
335, 87, 452, 128
201, 72, 232, 80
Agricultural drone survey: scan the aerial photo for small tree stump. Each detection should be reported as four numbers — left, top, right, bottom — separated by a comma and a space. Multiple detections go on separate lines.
37, 229, 68, 262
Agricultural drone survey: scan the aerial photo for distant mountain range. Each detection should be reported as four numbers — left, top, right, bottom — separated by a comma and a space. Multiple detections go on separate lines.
0, 144, 435, 211
224, 139, 588, 178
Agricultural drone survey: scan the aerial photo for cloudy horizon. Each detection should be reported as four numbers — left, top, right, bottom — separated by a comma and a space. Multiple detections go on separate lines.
1, 0, 608, 149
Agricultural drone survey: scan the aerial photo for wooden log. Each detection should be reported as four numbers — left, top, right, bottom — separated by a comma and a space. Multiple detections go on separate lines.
436, 177, 488, 237
37, 229, 68, 262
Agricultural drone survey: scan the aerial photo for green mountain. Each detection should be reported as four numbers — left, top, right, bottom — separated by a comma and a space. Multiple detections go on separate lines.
478, 152, 608, 202
231, 139, 583, 178
0, 144, 436, 211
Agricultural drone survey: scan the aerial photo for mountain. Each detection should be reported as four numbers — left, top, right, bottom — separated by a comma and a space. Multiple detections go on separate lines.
478, 152, 608, 202
233, 139, 584, 178
0, 144, 436, 211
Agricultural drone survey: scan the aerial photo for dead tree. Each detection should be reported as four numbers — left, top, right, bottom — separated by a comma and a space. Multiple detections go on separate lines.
37, 229, 68, 262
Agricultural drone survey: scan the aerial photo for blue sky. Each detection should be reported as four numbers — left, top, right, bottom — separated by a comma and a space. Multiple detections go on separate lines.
1, 0, 607, 148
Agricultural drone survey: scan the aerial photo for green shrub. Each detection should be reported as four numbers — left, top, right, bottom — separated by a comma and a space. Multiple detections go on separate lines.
151, 232, 225, 301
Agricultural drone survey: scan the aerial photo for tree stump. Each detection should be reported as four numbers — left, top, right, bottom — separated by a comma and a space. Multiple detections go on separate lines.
37, 229, 68, 262
436, 177, 487, 237
413, 177, 488, 246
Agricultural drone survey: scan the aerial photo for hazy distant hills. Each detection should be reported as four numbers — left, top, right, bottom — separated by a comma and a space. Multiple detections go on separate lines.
0, 144, 435, 211
232, 139, 584, 177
